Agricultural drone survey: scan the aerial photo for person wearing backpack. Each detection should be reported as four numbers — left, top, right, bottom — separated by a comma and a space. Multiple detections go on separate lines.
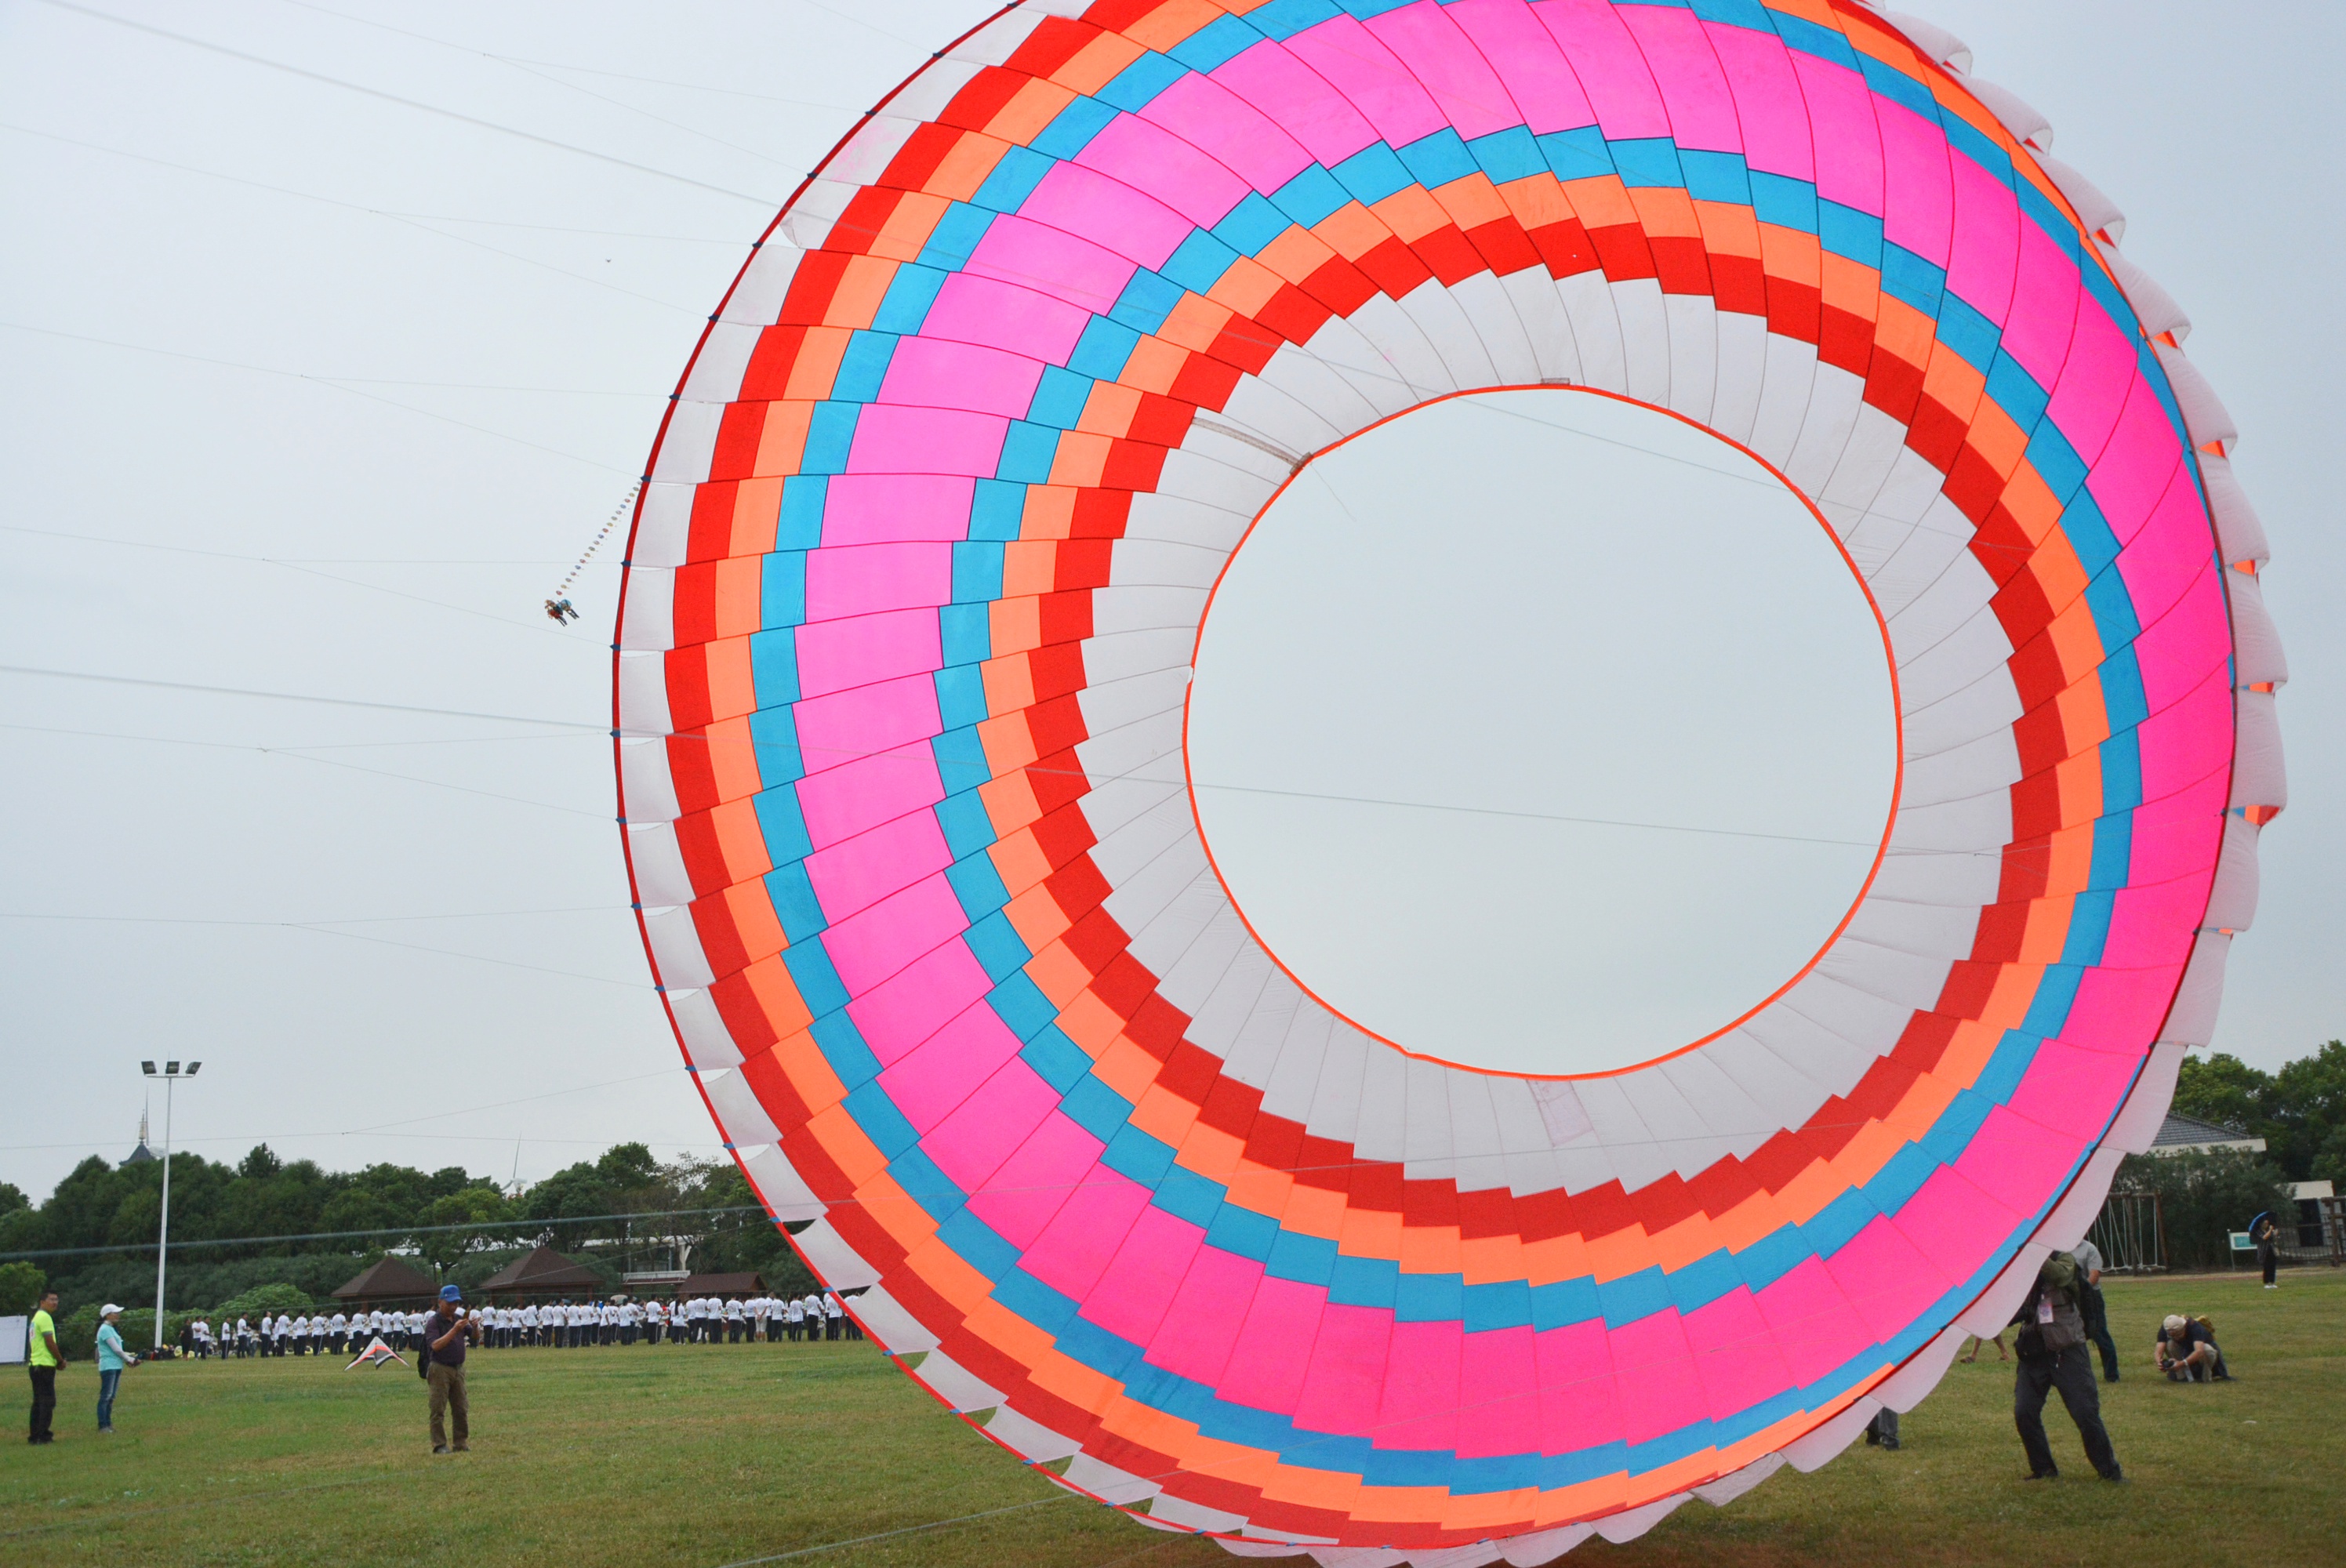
2009, 1250, 2124, 1483
2155, 1314, 2227, 1381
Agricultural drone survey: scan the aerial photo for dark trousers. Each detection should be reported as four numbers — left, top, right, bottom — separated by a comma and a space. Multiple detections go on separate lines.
29, 1367, 56, 1443
2078, 1285, 2119, 1381
97, 1369, 122, 1430
2261, 1244, 2278, 1285
2016, 1345, 2121, 1479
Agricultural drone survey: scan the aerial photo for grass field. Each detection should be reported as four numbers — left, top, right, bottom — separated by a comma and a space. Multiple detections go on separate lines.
2, 1272, 2337, 1567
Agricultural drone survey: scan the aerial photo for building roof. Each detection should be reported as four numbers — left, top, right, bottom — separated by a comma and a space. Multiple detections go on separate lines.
2152, 1111, 2267, 1153
480, 1244, 605, 1296
672, 1271, 765, 1298
332, 1255, 439, 1302
121, 1142, 158, 1167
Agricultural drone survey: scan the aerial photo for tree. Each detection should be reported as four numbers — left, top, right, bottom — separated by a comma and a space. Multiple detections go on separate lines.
2171, 1040, 2346, 1181
414, 1189, 510, 1276
2265, 1040, 2346, 1180
2113, 1149, 2298, 1272
0, 1261, 44, 1316
238, 1145, 284, 1181
2171, 1052, 2272, 1135
2314, 1123, 2346, 1189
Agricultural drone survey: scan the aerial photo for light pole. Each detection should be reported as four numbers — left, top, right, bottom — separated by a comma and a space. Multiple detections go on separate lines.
139, 1060, 202, 1352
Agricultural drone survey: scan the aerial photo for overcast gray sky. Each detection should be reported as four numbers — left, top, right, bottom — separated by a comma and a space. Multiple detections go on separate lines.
3, 1, 2337, 1199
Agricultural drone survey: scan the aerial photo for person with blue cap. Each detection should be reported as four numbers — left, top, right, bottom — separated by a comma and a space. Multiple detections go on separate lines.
422, 1283, 480, 1455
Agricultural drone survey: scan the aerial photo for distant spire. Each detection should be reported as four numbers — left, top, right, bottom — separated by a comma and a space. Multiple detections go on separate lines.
123, 1102, 158, 1167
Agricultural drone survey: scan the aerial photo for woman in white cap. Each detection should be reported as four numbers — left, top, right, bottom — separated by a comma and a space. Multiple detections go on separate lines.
95, 1305, 138, 1433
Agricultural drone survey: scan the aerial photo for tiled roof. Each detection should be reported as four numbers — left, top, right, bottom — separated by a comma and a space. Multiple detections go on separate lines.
2152, 1112, 2263, 1149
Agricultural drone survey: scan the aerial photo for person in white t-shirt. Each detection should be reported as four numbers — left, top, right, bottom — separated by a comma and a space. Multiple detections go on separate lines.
717, 1297, 739, 1345
783, 1294, 804, 1342
822, 1291, 844, 1342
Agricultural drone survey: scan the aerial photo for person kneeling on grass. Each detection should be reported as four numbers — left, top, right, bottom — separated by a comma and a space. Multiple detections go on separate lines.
2155, 1314, 2228, 1382
421, 1284, 481, 1455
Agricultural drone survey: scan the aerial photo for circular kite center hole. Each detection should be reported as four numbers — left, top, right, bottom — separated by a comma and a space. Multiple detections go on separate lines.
1185, 390, 1898, 1079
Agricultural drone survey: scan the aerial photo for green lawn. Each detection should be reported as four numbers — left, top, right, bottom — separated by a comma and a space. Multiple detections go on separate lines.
1, 1272, 2337, 1566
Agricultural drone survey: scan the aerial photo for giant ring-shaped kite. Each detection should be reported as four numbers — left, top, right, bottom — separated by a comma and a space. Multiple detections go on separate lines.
615, 3, 2285, 1559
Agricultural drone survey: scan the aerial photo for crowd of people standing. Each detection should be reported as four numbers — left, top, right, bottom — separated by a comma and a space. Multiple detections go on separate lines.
173, 1290, 862, 1359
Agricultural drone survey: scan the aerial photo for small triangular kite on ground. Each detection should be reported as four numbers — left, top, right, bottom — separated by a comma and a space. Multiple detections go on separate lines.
344, 1335, 407, 1370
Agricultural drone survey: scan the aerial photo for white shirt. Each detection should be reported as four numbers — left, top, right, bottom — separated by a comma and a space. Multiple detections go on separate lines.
724, 1298, 744, 1320
786, 1298, 804, 1321
824, 1294, 844, 1318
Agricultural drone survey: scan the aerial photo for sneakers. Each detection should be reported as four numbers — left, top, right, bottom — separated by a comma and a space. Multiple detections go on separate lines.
431, 1445, 451, 1455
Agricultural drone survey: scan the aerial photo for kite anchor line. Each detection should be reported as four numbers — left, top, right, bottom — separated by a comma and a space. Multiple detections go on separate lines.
545, 479, 641, 626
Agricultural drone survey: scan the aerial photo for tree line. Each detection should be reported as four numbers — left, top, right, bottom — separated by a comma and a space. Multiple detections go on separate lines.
6, 1041, 2337, 1309
2166, 1040, 2346, 1182
0, 1140, 815, 1321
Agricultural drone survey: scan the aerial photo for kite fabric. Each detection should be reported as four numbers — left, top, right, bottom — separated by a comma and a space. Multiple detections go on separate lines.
613, 1, 2283, 1559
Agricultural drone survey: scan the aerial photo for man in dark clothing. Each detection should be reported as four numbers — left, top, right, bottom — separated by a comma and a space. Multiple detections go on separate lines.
421, 1285, 480, 1454
2010, 1255, 2123, 1482
27, 1290, 61, 1445
2155, 1314, 2227, 1381
2072, 1239, 2120, 1382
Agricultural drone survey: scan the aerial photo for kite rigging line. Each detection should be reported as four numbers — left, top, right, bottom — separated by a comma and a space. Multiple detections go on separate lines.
547, 480, 640, 625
